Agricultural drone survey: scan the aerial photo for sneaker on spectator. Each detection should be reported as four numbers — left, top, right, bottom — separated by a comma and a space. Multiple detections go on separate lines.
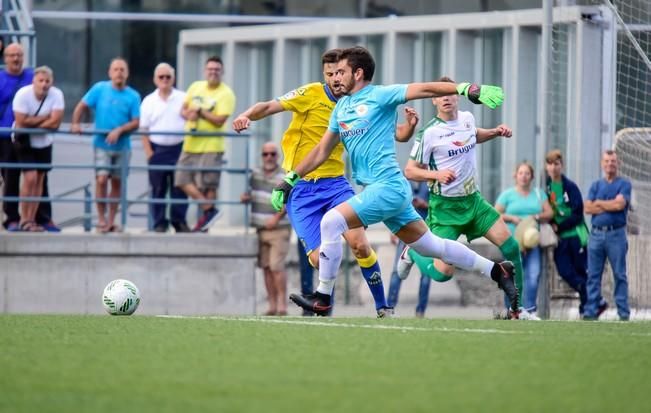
153, 225, 167, 233
519, 309, 541, 321
6, 221, 20, 232
396, 246, 414, 280
41, 221, 61, 233
376, 306, 394, 318
582, 301, 609, 320
597, 301, 609, 318
172, 222, 191, 233
193, 208, 221, 232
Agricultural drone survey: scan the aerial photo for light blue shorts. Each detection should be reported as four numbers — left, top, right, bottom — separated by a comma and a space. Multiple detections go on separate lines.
347, 177, 422, 233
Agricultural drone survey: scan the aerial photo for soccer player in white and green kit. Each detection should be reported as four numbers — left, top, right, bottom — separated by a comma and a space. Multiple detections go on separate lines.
399, 76, 524, 316
269, 47, 520, 318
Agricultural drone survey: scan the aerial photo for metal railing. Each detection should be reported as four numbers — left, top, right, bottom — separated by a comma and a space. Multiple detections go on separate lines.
0, 127, 252, 232
50, 182, 93, 231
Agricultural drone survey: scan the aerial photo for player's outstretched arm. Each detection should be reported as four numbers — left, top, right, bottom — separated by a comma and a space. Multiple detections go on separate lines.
405, 82, 458, 101
476, 124, 512, 143
405, 82, 504, 109
232, 100, 285, 132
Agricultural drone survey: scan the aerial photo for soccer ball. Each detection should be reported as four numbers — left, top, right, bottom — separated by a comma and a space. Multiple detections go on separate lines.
102, 279, 141, 315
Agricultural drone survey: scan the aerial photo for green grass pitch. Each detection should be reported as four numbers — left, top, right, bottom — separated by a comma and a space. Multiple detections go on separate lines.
1, 314, 650, 412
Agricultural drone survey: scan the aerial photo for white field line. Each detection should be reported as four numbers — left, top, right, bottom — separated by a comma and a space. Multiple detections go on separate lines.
156, 315, 518, 335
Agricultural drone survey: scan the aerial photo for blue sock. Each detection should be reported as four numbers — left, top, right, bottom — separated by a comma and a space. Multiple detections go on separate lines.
358, 250, 387, 310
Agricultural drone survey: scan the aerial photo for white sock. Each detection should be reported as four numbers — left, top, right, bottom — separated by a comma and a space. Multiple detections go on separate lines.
316, 279, 336, 296
315, 209, 349, 295
408, 231, 494, 277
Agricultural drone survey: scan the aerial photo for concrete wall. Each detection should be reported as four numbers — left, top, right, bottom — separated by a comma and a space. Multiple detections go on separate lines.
0, 233, 258, 315
1, 232, 648, 318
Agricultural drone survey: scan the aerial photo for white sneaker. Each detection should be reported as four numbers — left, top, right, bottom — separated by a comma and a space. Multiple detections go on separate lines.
519, 308, 542, 321
377, 307, 395, 318
396, 246, 414, 280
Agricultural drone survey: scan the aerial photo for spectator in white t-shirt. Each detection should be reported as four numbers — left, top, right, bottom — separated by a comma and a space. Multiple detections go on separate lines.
140, 63, 189, 233
12, 65, 64, 232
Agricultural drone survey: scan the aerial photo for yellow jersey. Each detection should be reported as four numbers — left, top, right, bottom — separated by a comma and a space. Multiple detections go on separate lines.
277, 82, 344, 179
183, 80, 236, 153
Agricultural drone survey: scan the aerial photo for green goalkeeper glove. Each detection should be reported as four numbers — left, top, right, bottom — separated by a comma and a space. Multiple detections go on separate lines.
271, 171, 301, 211
456, 82, 504, 109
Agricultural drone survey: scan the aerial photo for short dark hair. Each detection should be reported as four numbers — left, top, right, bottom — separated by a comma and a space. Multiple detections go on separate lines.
545, 149, 563, 164
206, 56, 223, 66
339, 46, 375, 81
110, 56, 128, 68
321, 49, 342, 65
437, 76, 456, 83
603, 149, 616, 156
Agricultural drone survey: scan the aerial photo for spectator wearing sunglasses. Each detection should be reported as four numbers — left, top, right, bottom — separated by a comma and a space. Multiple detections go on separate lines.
241, 142, 291, 315
140, 63, 189, 233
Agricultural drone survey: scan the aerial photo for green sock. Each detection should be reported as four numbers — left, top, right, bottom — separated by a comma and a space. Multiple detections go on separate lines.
407, 249, 453, 283
498, 236, 524, 305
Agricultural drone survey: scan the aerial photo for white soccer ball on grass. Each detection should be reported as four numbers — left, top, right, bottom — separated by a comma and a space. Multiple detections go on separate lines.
102, 279, 141, 315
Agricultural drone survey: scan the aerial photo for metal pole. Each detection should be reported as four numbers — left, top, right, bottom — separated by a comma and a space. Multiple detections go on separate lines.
538, 0, 553, 320
244, 136, 250, 235
120, 149, 129, 228
83, 184, 92, 232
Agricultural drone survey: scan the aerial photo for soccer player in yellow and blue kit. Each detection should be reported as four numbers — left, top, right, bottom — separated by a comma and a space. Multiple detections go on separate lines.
233, 49, 415, 317
271, 46, 520, 318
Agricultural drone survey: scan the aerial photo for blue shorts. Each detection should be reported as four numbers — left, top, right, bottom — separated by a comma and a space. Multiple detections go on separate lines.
287, 176, 355, 253
347, 178, 422, 234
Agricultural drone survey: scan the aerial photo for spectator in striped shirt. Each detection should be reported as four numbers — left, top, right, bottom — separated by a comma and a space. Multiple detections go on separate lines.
241, 142, 291, 315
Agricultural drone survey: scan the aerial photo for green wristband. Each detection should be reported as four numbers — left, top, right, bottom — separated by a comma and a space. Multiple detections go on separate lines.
456, 82, 471, 96
285, 171, 301, 186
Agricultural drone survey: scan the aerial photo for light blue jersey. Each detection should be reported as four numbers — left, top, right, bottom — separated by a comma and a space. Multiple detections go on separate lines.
328, 84, 407, 186
328, 84, 421, 232
496, 187, 547, 234
83, 81, 141, 151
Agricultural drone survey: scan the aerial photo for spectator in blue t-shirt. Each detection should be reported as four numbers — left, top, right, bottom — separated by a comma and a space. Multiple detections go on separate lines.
71, 57, 141, 233
584, 149, 632, 321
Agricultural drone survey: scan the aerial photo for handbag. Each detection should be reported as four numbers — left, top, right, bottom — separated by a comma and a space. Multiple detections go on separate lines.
534, 188, 558, 248
12, 94, 47, 150
539, 222, 558, 248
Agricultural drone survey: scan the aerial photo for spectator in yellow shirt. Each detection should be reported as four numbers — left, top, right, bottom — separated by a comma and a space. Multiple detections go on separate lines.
176, 56, 236, 232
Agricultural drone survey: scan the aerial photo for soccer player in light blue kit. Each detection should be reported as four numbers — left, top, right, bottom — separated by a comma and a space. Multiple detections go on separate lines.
271, 46, 520, 317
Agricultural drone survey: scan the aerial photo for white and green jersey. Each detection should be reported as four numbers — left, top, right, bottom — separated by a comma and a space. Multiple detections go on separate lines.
409, 110, 479, 197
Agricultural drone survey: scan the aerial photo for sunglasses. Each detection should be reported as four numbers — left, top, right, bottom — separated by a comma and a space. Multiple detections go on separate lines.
262, 152, 277, 157
158, 74, 172, 80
